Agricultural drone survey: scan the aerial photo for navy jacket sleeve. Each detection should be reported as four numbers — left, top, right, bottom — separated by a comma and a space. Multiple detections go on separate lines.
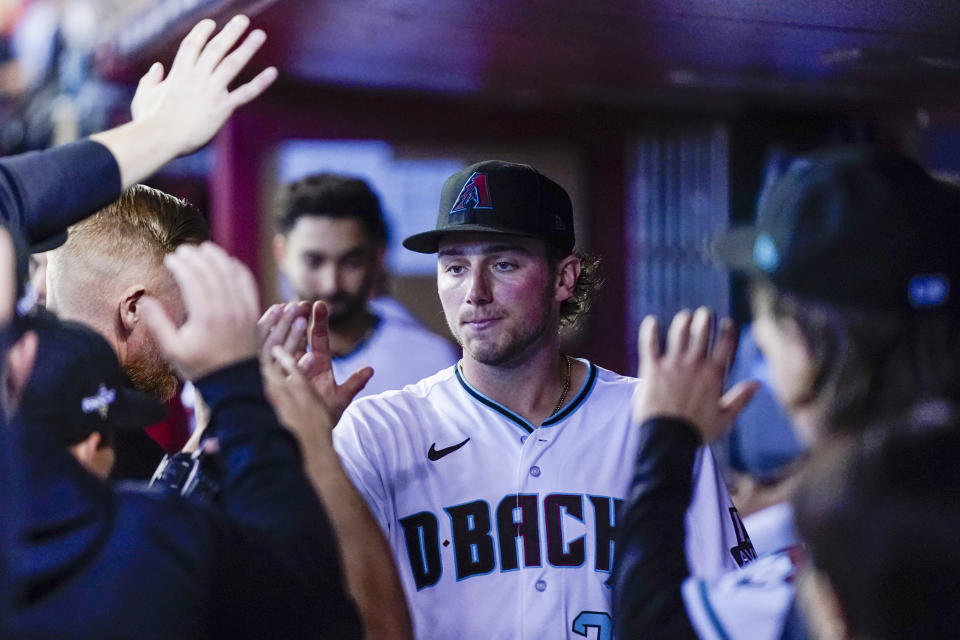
613, 416, 700, 639
0, 140, 121, 246
195, 360, 361, 638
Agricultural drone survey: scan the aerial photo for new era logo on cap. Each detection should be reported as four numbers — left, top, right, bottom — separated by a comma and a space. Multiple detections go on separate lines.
450, 172, 493, 214
81, 384, 116, 420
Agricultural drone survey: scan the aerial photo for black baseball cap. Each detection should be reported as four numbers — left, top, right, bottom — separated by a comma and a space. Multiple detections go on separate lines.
16, 309, 166, 444
403, 160, 575, 254
713, 146, 960, 312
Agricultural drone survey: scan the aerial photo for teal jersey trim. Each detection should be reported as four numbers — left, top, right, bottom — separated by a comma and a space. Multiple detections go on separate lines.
454, 359, 598, 435
698, 579, 732, 640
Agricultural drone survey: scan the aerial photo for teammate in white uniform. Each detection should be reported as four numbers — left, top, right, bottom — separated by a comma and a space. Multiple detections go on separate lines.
333, 160, 753, 639
272, 173, 459, 399
329, 312, 458, 398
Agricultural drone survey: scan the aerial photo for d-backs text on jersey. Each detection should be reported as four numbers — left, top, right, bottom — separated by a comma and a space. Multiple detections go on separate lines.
399, 493, 622, 590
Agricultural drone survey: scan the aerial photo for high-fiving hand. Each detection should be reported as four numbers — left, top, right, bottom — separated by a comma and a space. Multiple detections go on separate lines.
258, 301, 372, 424
91, 15, 278, 188
633, 307, 760, 443
139, 242, 260, 382
130, 15, 277, 158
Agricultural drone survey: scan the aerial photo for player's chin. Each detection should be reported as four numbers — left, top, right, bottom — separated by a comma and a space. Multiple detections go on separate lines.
462, 340, 514, 366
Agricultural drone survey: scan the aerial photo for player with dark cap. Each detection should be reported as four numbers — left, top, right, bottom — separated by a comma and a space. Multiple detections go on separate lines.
265, 160, 754, 638
614, 146, 960, 639
17, 310, 167, 480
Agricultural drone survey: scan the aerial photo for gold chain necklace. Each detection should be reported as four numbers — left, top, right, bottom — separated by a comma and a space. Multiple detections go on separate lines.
552, 354, 572, 416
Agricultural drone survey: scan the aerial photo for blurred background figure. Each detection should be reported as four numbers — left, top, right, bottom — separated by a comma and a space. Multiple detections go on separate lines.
794, 409, 960, 640
723, 324, 806, 557
272, 172, 458, 399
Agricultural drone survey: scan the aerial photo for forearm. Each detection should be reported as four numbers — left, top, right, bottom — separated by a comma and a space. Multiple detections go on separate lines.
306, 445, 414, 640
613, 416, 700, 639
0, 140, 121, 245
197, 361, 338, 549
90, 120, 183, 190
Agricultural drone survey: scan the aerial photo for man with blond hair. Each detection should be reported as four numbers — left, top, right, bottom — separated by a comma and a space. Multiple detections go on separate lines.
47, 184, 209, 476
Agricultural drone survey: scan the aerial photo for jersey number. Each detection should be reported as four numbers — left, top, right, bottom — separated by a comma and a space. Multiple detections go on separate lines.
572, 611, 611, 640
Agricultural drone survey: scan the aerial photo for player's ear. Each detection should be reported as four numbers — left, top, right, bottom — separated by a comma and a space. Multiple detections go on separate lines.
119, 284, 147, 333
273, 233, 288, 266
554, 254, 581, 304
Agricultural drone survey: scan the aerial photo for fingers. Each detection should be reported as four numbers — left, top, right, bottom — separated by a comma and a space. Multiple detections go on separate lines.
262, 303, 306, 357
308, 301, 332, 358
339, 367, 374, 405
170, 18, 217, 75
210, 27, 267, 90
224, 253, 260, 318
227, 66, 278, 109
195, 14, 250, 73
139, 295, 180, 359
271, 345, 315, 392
711, 318, 737, 368
637, 315, 661, 377
258, 304, 283, 343
284, 316, 308, 355
666, 309, 692, 355
297, 351, 323, 379
718, 380, 762, 428
137, 62, 164, 92
163, 248, 211, 313
687, 307, 713, 361
271, 344, 300, 376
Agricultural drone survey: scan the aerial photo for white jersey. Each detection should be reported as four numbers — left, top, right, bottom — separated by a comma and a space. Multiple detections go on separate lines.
331, 312, 460, 399
683, 503, 801, 640
335, 360, 747, 640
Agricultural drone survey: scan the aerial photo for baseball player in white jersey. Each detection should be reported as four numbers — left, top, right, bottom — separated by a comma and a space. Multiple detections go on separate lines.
331, 160, 755, 639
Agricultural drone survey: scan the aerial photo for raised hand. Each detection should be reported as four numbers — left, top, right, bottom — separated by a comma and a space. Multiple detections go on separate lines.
130, 15, 277, 157
91, 15, 278, 188
258, 301, 372, 423
258, 302, 310, 364
139, 242, 260, 382
299, 302, 374, 422
263, 345, 335, 450
633, 307, 760, 443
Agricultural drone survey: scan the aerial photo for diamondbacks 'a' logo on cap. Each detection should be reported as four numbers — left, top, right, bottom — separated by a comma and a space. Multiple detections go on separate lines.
450, 172, 493, 214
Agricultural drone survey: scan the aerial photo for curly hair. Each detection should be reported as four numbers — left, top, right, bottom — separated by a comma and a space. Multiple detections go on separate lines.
549, 249, 603, 330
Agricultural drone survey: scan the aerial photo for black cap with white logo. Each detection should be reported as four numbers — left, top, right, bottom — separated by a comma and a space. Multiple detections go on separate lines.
16, 309, 167, 444
403, 160, 575, 254
713, 146, 960, 312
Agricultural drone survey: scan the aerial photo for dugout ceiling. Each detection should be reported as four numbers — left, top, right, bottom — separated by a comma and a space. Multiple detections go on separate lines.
96, 0, 960, 111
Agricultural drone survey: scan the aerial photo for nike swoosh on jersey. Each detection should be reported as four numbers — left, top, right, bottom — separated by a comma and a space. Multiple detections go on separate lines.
427, 437, 471, 461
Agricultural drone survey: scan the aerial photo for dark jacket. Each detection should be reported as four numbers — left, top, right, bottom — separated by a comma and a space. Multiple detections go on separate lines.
0, 139, 121, 249
0, 139, 359, 638
9, 361, 361, 639
612, 417, 806, 640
